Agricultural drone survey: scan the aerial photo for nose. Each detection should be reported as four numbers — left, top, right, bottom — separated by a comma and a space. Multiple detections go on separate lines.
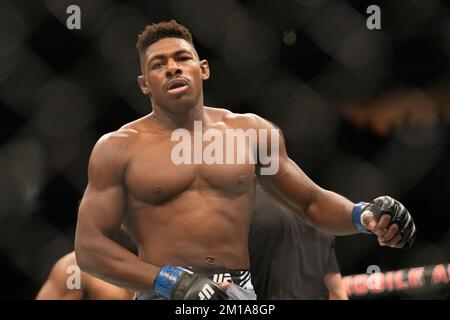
165, 58, 182, 78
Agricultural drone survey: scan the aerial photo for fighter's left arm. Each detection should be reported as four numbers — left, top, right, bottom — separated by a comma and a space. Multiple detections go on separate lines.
250, 114, 416, 248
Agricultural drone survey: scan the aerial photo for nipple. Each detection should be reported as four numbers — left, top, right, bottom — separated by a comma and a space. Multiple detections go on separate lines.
153, 186, 161, 194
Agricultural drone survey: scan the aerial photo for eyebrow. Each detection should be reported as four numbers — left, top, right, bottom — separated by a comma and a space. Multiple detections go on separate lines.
147, 49, 194, 64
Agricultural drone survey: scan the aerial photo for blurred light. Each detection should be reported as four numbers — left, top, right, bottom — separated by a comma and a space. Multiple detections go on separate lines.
292, 0, 326, 7
0, 157, 23, 218
34, 79, 93, 141
395, 124, 440, 149
169, 0, 242, 52
349, 161, 388, 200
337, 30, 391, 69
372, 131, 443, 198
412, 0, 441, 13
429, 86, 450, 123
322, 155, 388, 200
282, 30, 297, 46
58, 135, 96, 193
201, 56, 244, 106
114, 81, 149, 116
96, 6, 146, 72
223, 16, 279, 69
253, 72, 304, 122
0, 49, 53, 117
5, 138, 46, 214
305, 2, 363, 57
282, 85, 338, 154
0, 138, 45, 218
37, 228, 75, 278
0, 49, 22, 85
343, 89, 439, 138
407, 240, 448, 266
439, 19, 450, 58
94, 6, 150, 115
0, 3, 27, 59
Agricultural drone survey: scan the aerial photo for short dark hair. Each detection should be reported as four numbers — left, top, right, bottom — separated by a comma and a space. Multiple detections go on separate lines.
136, 20, 194, 58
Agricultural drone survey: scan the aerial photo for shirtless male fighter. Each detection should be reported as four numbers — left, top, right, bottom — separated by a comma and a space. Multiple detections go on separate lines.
75, 20, 416, 300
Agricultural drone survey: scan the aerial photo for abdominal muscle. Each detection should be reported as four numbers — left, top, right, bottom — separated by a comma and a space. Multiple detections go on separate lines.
125, 191, 254, 270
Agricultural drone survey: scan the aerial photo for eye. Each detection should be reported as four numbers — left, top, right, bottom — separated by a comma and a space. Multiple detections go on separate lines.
178, 56, 191, 61
151, 62, 163, 70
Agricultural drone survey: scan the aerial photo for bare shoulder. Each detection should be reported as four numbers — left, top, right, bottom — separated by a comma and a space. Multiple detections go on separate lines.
208, 107, 277, 130
96, 127, 140, 153
59, 252, 77, 268
93, 115, 155, 152
88, 116, 160, 184
90, 127, 140, 167
119, 114, 155, 133
35, 252, 83, 299
205, 107, 270, 129
51, 252, 77, 277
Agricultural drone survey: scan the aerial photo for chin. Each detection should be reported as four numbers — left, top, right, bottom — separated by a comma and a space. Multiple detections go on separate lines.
166, 98, 198, 112
168, 94, 200, 109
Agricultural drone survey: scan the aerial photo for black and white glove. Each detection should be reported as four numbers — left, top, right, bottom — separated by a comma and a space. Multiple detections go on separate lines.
352, 196, 417, 249
153, 266, 228, 300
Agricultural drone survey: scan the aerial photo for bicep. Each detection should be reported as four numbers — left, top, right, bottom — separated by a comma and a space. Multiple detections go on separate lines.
77, 183, 126, 238
76, 135, 128, 244
247, 113, 320, 218
257, 137, 320, 219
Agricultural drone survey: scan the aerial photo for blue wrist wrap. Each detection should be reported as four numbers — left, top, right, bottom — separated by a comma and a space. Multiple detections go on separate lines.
154, 265, 184, 299
352, 201, 372, 234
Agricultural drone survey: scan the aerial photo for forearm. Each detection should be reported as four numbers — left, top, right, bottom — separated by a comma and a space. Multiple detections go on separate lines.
75, 234, 159, 292
324, 273, 349, 300
305, 188, 357, 235
329, 291, 349, 300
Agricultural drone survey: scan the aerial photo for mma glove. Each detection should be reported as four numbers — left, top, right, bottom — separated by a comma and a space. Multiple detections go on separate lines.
352, 196, 417, 249
154, 266, 228, 300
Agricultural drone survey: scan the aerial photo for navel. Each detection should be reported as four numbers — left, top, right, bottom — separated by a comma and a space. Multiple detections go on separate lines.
205, 256, 216, 265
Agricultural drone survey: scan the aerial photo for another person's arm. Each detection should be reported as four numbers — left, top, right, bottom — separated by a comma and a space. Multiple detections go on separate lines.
323, 238, 348, 300
36, 253, 84, 300
324, 273, 348, 300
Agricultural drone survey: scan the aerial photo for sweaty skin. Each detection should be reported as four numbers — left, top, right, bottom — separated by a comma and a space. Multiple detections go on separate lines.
75, 37, 405, 293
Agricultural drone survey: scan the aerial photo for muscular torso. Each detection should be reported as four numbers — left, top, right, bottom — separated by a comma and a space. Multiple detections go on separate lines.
120, 107, 257, 269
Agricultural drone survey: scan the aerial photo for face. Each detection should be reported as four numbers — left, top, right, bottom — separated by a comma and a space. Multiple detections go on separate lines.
138, 37, 210, 111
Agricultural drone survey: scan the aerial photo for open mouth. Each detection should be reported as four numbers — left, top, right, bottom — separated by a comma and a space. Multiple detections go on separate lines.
166, 78, 189, 94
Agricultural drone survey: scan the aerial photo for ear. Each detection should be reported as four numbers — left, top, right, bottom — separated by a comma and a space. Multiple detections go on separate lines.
138, 75, 151, 95
199, 60, 210, 80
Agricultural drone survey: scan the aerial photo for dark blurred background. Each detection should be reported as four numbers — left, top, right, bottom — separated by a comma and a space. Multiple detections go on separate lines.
0, 0, 449, 299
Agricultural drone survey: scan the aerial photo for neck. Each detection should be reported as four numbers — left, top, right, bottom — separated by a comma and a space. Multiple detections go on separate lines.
151, 99, 207, 130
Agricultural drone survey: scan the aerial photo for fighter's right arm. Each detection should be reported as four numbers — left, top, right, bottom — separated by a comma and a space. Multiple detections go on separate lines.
75, 131, 160, 292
